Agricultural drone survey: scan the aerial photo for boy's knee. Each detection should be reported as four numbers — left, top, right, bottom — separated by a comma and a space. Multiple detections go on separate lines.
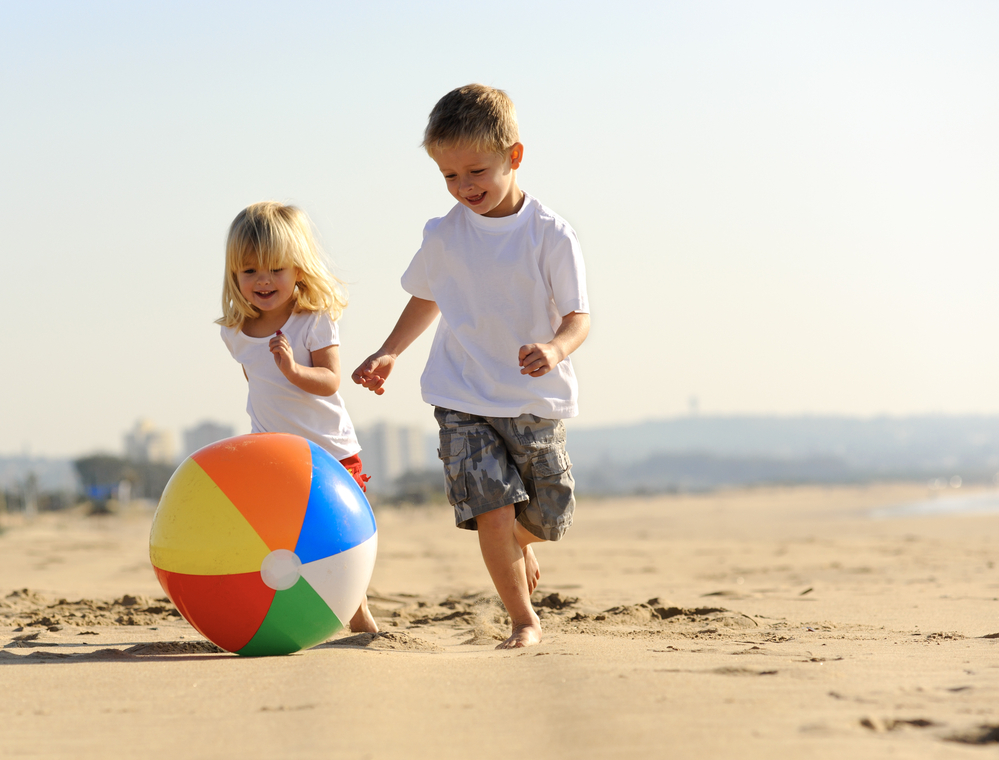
476, 503, 515, 533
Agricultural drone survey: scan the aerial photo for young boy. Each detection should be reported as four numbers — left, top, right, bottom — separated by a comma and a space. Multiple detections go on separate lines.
352, 84, 590, 649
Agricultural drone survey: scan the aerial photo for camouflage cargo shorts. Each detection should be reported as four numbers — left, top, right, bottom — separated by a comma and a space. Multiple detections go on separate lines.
434, 407, 575, 541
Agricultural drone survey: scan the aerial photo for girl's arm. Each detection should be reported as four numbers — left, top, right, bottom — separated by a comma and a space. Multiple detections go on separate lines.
269, 332, 342, 396
351, 296, 440, 395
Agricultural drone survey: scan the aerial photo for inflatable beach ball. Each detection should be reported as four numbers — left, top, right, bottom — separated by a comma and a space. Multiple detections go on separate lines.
149, 433, 377, 657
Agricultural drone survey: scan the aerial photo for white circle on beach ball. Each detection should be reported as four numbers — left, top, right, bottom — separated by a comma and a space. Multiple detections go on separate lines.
260, 549, 302, 590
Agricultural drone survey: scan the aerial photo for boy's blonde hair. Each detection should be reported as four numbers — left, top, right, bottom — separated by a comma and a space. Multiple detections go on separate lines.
422, 84, 519, 156
217, 202, 347, 329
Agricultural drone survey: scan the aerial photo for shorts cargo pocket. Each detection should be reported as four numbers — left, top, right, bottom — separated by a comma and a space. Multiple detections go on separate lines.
437, 432, 468, 505
530, 448, 571, 480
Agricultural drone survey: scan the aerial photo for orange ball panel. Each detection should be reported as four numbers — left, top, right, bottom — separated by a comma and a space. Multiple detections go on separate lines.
191, 433, 313, 552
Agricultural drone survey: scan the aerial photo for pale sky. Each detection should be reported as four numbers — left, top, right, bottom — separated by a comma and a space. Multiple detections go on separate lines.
1, 1, 997, 458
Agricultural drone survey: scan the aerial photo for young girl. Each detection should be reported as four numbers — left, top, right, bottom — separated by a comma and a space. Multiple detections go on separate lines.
217, 201, 377, 634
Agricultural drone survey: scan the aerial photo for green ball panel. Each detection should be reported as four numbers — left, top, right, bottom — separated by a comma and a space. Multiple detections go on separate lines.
235, 576, 343, 657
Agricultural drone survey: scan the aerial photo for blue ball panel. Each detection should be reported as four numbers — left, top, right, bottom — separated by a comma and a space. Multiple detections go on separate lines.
294, 442, 377, 564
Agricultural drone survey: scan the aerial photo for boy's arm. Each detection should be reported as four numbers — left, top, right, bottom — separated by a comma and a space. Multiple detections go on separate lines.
351, 296, 440, 395
519, 311, 590, 377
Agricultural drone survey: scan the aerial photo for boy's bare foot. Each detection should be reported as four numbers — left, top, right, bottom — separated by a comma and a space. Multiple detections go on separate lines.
477, 506, 543, 650
348, 594, 378, 633
497, 618, 543, 649
524, 544, 540, 594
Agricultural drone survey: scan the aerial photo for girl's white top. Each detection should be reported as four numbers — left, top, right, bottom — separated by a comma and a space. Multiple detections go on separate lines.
401, 193, 589, 419
220, 310, 360, 460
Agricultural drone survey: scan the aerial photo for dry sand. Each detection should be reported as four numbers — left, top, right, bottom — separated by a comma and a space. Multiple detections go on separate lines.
1, 483, 998, 759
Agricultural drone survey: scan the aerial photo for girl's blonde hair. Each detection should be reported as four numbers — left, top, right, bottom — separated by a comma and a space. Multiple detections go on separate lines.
217, 202, 347, 329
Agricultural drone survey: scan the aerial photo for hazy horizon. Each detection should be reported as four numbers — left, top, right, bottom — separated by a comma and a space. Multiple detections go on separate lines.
7, 410, 999, 463
2, 1, 997, 458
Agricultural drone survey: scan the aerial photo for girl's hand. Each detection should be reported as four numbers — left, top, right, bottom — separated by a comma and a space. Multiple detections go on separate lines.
269, 330, 297, 377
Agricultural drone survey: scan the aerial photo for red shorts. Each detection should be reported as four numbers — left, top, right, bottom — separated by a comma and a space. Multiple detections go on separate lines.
339, 454, 371, 493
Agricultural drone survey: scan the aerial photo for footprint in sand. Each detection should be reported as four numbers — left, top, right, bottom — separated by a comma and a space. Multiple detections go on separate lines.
326, 631, 445, 652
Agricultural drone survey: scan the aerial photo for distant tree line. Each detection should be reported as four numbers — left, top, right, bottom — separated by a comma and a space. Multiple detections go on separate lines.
370, 469, 448, 507
73, 455, 178, 504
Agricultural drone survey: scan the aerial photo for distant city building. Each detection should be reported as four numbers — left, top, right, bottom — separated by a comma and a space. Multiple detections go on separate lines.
183, 421, 236, 459
123, 419, 175, 464
355, 422, 429, 492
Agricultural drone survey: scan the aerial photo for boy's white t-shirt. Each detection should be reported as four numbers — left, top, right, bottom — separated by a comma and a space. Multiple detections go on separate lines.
401, 193, 589, 420
220, 310, 360, 460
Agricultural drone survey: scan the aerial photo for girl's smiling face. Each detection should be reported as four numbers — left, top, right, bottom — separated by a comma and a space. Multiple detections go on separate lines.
236, 258, 300, 316
432, 143, 524, 218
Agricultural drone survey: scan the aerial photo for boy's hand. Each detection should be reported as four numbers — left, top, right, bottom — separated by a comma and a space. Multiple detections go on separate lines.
352, 353, 396, 395
519, 342, 564, 377
520, 312, 590, 377
269, 331, 297, 377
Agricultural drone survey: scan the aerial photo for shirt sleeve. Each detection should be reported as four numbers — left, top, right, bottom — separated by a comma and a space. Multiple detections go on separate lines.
545, 224, 590, 316
220, 325, 237, 357
305, 312, 338, 351
400, 220, 439, 301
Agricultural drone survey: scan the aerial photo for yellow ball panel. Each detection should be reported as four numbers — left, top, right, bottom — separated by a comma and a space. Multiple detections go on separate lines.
149, 458, 271, 575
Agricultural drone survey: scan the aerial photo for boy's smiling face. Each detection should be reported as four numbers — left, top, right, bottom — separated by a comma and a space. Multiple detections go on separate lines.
432, 143, 524, 218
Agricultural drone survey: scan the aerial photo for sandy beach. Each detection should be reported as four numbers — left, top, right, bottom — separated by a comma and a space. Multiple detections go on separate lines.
2, 483, 998, 759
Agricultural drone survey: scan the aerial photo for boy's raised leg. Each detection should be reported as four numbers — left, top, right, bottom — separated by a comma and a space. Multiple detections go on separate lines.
476, 505, 542, 649
514, 521, 543, 594
523, 545, 540, 594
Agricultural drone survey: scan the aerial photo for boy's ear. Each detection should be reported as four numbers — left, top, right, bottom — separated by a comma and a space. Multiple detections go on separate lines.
509, 142, 524, 170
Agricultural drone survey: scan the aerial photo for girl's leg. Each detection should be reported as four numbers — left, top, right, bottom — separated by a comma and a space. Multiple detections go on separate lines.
338, 455, 378, 633
349, 594, 378, 633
